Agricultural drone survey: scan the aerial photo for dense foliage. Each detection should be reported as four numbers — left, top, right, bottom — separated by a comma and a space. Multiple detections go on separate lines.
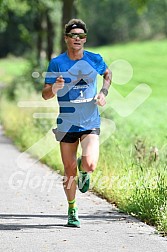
0, 0, 167, 58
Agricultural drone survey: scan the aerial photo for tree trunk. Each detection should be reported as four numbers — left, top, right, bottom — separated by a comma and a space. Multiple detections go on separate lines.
46, 11, 54, 61
162, 0, 167, 36
61, 0, 75, 52
35, 12, 43, 64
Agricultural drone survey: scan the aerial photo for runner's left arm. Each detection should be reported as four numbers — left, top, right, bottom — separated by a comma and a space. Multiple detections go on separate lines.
95, 68, 112, 107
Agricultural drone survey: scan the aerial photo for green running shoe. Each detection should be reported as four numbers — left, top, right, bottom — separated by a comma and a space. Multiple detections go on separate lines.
67, 207, 80, 228
77, 157, 90, 193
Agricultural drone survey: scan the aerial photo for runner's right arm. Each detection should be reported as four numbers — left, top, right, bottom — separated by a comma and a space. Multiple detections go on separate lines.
42, 76, 64, 100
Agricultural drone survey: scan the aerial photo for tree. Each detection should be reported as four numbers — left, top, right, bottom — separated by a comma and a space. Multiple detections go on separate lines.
77, 0, 140, 46
61, 0, 76, 52
130, 0, 151, 10
32, 0, 57, 62
0, 0, 31, 57
0, 0, 61, 60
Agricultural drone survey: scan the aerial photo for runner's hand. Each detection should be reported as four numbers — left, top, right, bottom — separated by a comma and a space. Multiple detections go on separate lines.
94, 92, 106, 107
52, 75, 64, 94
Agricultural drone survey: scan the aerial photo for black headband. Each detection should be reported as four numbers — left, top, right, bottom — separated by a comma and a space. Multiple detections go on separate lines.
65, 23, 87, 34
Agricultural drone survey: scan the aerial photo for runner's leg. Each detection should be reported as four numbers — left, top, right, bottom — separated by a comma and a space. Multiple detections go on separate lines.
60, 141, 79, 201
80, 134, 99, 173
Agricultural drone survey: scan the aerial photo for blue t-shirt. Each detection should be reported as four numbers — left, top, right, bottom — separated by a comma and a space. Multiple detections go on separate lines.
45, 50, 107, 132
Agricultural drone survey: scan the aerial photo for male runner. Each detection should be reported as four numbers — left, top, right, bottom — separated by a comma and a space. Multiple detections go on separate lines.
42, 19, 111, 227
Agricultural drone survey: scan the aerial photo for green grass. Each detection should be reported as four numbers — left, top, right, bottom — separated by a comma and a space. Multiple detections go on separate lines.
0, 40, 167, 235
0, 55, 29, 84
96, 40, 167, 144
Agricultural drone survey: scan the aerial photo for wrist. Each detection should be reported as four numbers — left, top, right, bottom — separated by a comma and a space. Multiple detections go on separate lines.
52, 84, 58, 95
100, 88, 108, 96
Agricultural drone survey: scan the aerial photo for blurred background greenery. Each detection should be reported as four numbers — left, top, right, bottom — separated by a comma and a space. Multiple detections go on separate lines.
0, 0, 167, 60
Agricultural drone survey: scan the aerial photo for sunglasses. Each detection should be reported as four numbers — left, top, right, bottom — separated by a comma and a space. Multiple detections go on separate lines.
66, 33, 87, 39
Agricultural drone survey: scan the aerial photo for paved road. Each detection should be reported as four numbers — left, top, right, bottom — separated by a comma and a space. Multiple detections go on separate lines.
0, 126, 166, 252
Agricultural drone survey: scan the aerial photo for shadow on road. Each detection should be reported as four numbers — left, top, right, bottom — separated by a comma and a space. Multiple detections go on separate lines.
0, 212, 129, 231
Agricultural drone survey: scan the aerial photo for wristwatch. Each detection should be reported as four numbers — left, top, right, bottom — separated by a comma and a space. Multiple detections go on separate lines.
100, 88, 108, 96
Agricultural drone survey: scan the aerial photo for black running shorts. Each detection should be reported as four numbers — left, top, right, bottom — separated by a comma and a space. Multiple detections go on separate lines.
52, 128, 100, 143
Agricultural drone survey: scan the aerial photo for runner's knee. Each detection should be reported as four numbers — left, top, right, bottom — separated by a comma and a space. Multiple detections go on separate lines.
63, 161, 77, 177
82, 160, 97, 173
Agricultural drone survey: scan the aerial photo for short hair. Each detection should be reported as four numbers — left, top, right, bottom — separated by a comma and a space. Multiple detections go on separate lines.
65, 19, 88, 34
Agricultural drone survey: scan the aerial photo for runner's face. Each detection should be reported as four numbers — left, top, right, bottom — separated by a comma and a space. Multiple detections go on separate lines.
65, 28, 87, 51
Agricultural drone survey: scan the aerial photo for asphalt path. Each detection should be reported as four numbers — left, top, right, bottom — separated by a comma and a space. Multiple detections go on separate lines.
0, 126, 166, 252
